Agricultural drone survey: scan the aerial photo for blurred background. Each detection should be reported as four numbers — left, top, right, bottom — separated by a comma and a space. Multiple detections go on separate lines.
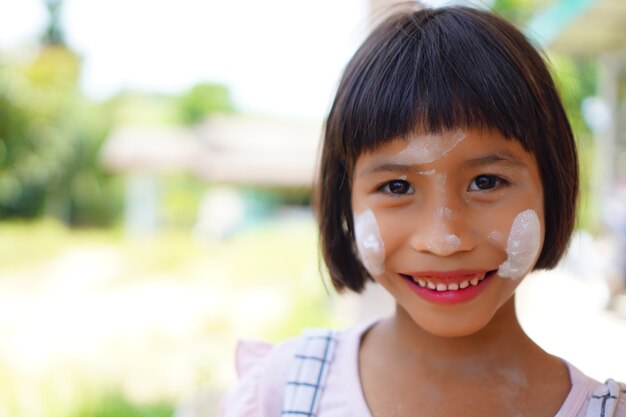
0, 0, 625, 416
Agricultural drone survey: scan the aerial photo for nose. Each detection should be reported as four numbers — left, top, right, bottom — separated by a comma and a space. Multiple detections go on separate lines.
409, 204, 476, 257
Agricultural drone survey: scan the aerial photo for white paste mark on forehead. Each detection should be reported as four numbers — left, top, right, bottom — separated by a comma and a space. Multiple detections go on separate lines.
417, 169, 436, 176
354, 209, 385, 275
497, 209, 541, 280
397, 130, 465, 165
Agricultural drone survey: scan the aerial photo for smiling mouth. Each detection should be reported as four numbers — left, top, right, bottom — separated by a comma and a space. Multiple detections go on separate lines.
400, 271, 497, 292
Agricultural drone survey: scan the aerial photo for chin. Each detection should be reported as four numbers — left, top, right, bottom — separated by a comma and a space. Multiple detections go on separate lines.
409, 310, 496, 338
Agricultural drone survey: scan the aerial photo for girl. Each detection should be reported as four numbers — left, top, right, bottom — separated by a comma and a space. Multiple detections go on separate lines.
220, 4, 626, 417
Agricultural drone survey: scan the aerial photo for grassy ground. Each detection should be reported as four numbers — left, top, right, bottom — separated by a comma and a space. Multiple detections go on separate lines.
4, 219, 625, 417
0, 217, 335, 417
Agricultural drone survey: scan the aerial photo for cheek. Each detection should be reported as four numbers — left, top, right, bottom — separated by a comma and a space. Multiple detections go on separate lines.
354, 209, 386, 276
497, 209, 543, 279
488, 230, 506, 245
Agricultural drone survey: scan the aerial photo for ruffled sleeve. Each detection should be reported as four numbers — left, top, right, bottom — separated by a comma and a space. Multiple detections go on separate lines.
218, 339, 274, 417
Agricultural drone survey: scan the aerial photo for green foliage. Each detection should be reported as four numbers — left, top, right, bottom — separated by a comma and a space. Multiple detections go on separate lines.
549, 54, 597, 142
105, 82, 233, 127
548, 54, 598, 230
72, 393, 174, 417
492, 0, 558, 25
177, 83, 233, 124
105, 92, 182, 126
0, 47, 122, 226
575, 139, 598, 231
0, 47, 78, 218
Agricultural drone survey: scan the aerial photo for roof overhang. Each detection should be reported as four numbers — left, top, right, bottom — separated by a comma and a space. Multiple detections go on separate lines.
527, 0, 626, 56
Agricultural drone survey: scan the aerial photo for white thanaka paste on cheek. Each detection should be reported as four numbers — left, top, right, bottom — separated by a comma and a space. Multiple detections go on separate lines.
397, 130, 465, 165
354, 209, 385, 275
497, 209, 541, 279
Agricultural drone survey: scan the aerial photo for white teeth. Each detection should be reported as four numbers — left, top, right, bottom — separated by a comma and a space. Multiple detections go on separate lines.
410, 272, 490, 291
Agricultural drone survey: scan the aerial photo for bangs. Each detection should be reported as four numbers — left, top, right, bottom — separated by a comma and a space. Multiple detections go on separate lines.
332, 7, 549, 166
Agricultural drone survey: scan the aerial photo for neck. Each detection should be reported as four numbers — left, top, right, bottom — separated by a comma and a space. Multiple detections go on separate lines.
379, 297, 540, 372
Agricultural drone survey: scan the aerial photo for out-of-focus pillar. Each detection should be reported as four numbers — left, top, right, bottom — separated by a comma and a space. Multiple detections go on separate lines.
596, 53, 620, 218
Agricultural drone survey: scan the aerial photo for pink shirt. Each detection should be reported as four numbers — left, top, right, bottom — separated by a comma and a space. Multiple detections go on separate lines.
219, 321, 626, 417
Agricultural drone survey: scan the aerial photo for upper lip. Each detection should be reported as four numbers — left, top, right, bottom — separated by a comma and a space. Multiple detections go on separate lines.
402, 270, 491, 283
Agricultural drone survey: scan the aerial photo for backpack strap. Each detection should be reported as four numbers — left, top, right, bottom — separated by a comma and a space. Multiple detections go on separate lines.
280, 328, 338, 417
585, 379, 625, 417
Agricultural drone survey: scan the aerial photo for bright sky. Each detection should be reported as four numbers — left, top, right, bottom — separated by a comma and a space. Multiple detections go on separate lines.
0, 0, 483, 119
0, 0, 369, 119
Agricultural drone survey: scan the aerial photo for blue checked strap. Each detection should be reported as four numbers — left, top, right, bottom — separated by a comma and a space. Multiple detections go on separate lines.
280, 329, 338, 417
585, 379, 626, 417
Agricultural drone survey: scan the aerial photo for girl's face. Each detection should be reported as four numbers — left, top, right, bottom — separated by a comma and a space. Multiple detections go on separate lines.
351, 128, 545, 337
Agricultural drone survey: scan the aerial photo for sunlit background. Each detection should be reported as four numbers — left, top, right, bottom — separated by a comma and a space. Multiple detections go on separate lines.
0, 0, 625, 416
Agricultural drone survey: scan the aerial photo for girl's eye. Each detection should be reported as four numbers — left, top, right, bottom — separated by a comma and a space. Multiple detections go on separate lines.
468, 175, 505, 191
381, 180, 414, 195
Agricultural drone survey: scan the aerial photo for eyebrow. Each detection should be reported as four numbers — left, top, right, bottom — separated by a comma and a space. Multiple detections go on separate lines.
459, 150, 527, 170
357, 149, 527, 178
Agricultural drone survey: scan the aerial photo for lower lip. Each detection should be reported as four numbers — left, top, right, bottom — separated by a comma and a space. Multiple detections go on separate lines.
403, 272, 495, 305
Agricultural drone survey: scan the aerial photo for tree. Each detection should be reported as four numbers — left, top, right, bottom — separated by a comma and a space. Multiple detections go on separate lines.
0, 0, 122, 225
177, 83, 233, 125
491, 0, 557, 26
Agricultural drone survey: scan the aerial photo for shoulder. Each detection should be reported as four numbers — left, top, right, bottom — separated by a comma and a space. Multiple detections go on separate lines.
218, 337, 299, 417
564, 363, 626, 417
618, 392, 626, 417
608, 380, 626, 417
218, 322, 372, 417
588, 379, 626, 417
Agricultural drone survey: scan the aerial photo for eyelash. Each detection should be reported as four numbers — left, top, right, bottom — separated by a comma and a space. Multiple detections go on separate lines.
377, 174, 510, 196
378, 179, 414, 196
467, 174, 509, 192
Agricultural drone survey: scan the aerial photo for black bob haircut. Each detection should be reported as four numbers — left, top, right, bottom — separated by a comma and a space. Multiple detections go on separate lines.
316, 5, 579, 293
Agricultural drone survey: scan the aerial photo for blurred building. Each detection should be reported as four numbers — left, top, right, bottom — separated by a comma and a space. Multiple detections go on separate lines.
100, 115, 321, 237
